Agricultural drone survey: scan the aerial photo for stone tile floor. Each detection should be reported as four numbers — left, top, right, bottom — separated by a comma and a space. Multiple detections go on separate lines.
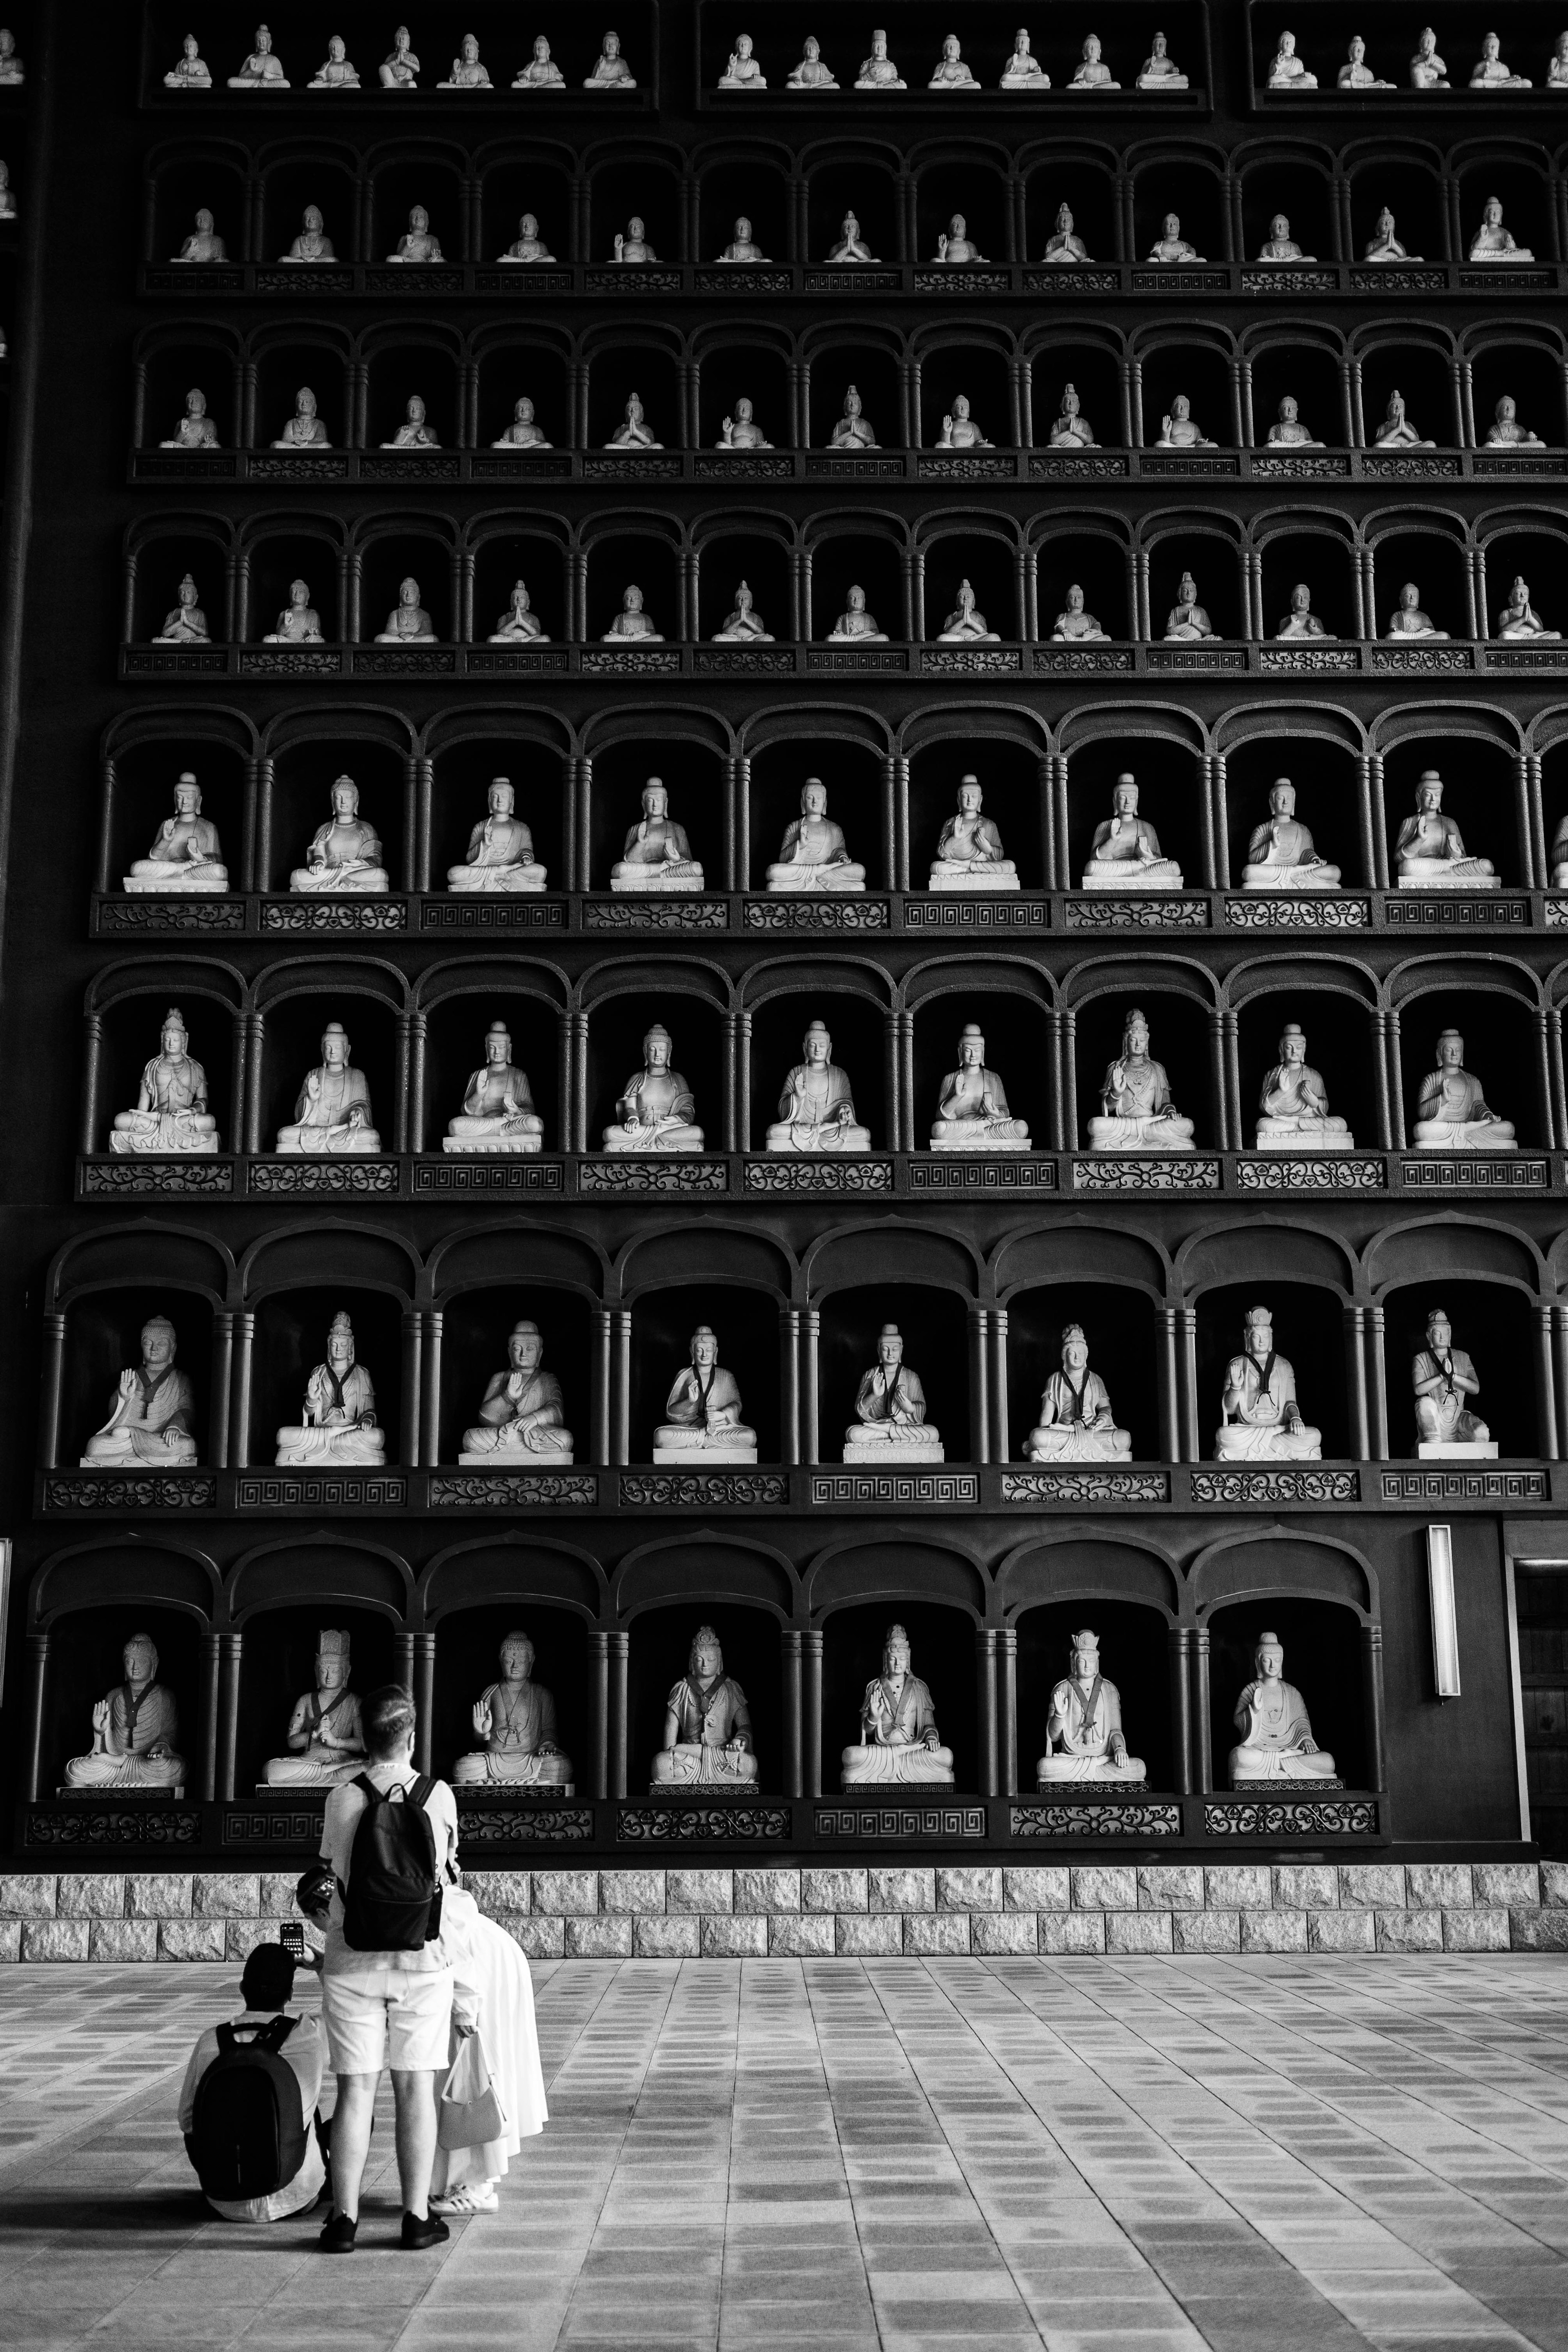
2, 1956, 1568, 2350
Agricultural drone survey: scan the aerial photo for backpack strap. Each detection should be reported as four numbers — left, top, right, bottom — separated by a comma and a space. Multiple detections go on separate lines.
215, 2021, 238, 2055
257, 2013, 297, 2052
410, 1775, 434, 1809
354, 1771, 380, 1803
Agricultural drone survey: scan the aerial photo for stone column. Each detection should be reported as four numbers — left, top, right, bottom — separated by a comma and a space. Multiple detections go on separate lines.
1366, 1305, 1389, 1460
1157, 1307, 1180, 1463
804, 1628, 823, 1797
421, 1311, 443, 1467
1167, 1625, 1193, 1794
1345, 1307, 1370, 1458
230, 1311, 255, 1467
1192, 1625, 1212, 1794
219, 1632, 243, 1800
1360, 1621, 1386, 1791
780, 1308, 801, 1464
40, 1311, 66, 1468
570, 1009, 589, 1152
25, 1631, 48, 1800
1555, 1306, 1568, 1460
80, 1012, 103, 1158
209, 1313, 234, 1470
974, 1630, 999, 1797
997, 1625, 1018, 1796
989, 1310, 1010, 1467
414, 1633, 435, 1772
969, 1306, 991, 1463
199, 1630, 221, 1801
896, 1009, 915, 1151
1536, 1303, 1559, 1461
1178, 1307, 1200, 1460
611, 1309, 631, 1465
406, 1007, 427, 1154
588, 1631, 610, 1799
782, 1628, 803, 1797
399, 1310, 421, 1466
608, 1631, 629, 1798
801, 1309, 820, 1465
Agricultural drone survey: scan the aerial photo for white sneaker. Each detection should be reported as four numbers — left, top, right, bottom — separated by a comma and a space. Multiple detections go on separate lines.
430, 2182, 499, 2216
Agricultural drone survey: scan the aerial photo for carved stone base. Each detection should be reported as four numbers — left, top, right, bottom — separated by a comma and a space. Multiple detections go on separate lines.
123, 875, 228, 894
653, 1441, 759, 1465
843, 1436, 945, 1463
457, 1448, 575, 1467
1417, 1440, 1499, 1459
1254, 1130, 1356, 1152
928, 1133, 1033, 1152
442, 1135, 544, 1154
927, 870, 1022, 891
58, 1784, 186, 1800
1079, 866, 1185, 891
1398, 872, 1502, 891
610, 873, 708, 894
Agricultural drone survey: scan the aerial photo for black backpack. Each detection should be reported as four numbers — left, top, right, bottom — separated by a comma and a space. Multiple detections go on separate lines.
185, 2015, 308, 2203
341, 1772, 443, 1953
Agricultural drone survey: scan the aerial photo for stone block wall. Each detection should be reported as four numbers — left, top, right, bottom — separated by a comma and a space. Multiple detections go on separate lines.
0, 1862, 1566, 1960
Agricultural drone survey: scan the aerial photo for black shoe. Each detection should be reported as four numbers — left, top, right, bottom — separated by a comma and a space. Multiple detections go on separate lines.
318, 2211, 358, 2253
401, 2209, 450, 2252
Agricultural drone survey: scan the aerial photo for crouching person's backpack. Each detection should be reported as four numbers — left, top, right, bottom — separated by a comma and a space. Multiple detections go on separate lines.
342, 1771, 443, 1952
185, 2017, 308, 2202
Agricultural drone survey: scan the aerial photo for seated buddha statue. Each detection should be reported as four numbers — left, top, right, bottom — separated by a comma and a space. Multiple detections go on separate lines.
845, 1325, 942, 1460
841, 1625, 955, 1788
1049, 384, 1098, 447
929, 776, 1019, 889
271, 387, 330, 450
439, 33, 492, 89
124, 774, 229, 894
1267, 396, 1324, 448
1215, 1305, 1323, 1460
718, 398, 771, 450
1373, 390, 1434, 449
1486, 395, 1544, 449
790, 36, 839, 89
1001, 29, 1049, 87
1496, 575, 1560, 640
1276, 582, 1333, 639
228, 23, 289, 88
448, 777, 548, 893
374, 577, 437, 644
766, 780, 865, 890
717, 216, 769, 262
1149, 212, 1203, 263
1082, 775, 1183, 888
935, 394, 991, 450
290, 776, 389, 892
713, 581, 774, 641
649, 1626, 758, 1791
1339, 33, 1392, 87
153, 575, 210, 645
444, 1022, 545, 1153
379, 24, 419, 87
0, 28, 21, 84
278, 207, 334, 264
653, 1327, 757, 1461
937, 580, 1000, 642
160, 389, 220, 450
1471, 31, 1530, 87
492, 398, 551, 449
387, 206, 443, 265
1070, 32, 1120, 87
1154, 394, 1217, 451
165, 33, 212, 87
1470, 197, 1533, 261
381, 396, 439, 451
62, 1636, 185, 1795
488, 580, 547, 643
930, 1025, 1029, 1149
930, 34, 979, 89
80, 1316, 200, 1466
855, 30, 906, 88
1396, 772, 1497, 885
1363, 206, 1413, 260
934, 213, 988, 263
1413, 1029, 1516, 1147
1241, 778, 1340, 888
1053, 584, 1111, 641
1088, 1007, 1197, 1149
110, 1008, 220, 1154
1038, 1630, 1147, 1784
459, 1330, 574, 1461
718, 33, 766, 89
765, 1020, 873, 1150
828, 387, 879, 448
612, 216, 657, 263
1411, 27, 1448, 85
1257, 212, 1314, 261
308, 34, 359, 87
1552, 29, 1568, 83
602, 585, 664, 642
261, 1631, 365, 1788
262, 579, 324, 645
1228, 1634, 1339, 1784
1042, 203, 1092, 263
1413, 1308, 1495, 1452
585, 31, 637, 89
826, 209, 876, 259
174, 209, 227, 264
606, 392, 661, 450
452, 1632, 574, 1787
827, 585, 888, 641
514, 35, 566, 89
1164, 572, 1216, 640
611, 780, 704, 891
1267, 31, 1316, 87
276, 1025, 383, 1154
1025, 1332, 1130, 1463
276, 1313, 386, 1463
1385, 583, 1450, 641
1139, 31, 1188, 87
601, 1024, 705, 1151
1256, 1023, 1354, 1149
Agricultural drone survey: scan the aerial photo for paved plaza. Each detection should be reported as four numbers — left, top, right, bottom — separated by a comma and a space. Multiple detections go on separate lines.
2, 1955, 1568, 2350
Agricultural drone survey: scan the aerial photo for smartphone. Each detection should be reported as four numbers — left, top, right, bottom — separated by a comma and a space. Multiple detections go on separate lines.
280, 1921, 306, 1961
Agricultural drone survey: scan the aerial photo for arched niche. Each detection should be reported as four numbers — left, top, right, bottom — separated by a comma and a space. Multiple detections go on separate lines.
1538, 735, 1568, 867
252, 333, 352, 457
1145, 527, 1245, 645
1137, 337, 1237, 450
588, 153, 684, 267
617, 1533, 796, 1621
141, 329, 243, 453
804, 149, 903, 267
1348, 156, 1447, 267
245, 524, 344, 646
585, 984, 724, 1152
241, 1221, 418, 1305
133, 526, 230, 645
1247, 332, 1346, 448
247, 1285, 406, 1468
480, 155, 577, 267
261, 153, 359, 266
1027, 337, 1126, 451
1479, 523, 1568, 642
587, 336, 684, 453
994, 1224, 1167, 1299
806, 1223, 979, 1302
93, 971, 241, 1154
257, 985, 401, 1152
627, 1602, 782, 1794
154, 152, 248, 266
1072, 985, 1215, 1151
819, 1283, 973, 1461
1455, 161, 1553, 272
1222, 731, 1363, 887
1356, 335, 1458, 447
1377, 1274, 1540, 1457
1024, 161, 1118, 268
429, 727, 568, 891
1381, 731, 1516, 886
1131, 159, 1227, 265
618, 1224, 793, 1303
820, 1597, 979, 1792
63, 1285, 214, 1470
914, 155, 1013, 269
435, 1282, 591, 1464
52, 1223, 234, 1311
364, 332, 464, 455
908, 733, 1044, 888
41, 1604, 205, 1799
695, 332, 794, 453
475, 334, 572, 454
588, 730, 723, 888
228, 1536, 414, 1625
371, 154, 466, 267
916, 337, 1016, 452
746, 736, 884, 891
430, 1601, 590, 1790
1369, 527, 1471, 641
1014, 1597, 1176, 1789
805, 333, 904, 452
909, 975, 1052, 1151
921, 526, 1020, 643
1194, 1278, 1352, 1458
748, 990, 889, 1149
998, 1534, 1180, 1620
1468, 336, 1563, 450
809, 526, 906, 644
420, 1537, 604, 1624
1393, 978, 1538, 1148
1066, 733, 1207, 886
1005, 1283, 1160, 1462
1204, 1595, 1369, 1789
629, 1281, 779, 1462
1234, 976, 1381, 1150
1256, 525, 1359, 643
586, 528, 682, 646
419, 975, 565, 1154
695, 521, 793, 647
32, 1539, 220, 1629
699, 157, 793, 267
234, 1601, 401, 1796
106, 729, 251, 897
1240, 155, 1335, 263
1035, 526, 1134, 644
359, 523, 454, 644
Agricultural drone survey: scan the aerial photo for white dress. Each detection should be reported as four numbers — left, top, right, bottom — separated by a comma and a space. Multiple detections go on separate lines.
430, 1884, 548, 2191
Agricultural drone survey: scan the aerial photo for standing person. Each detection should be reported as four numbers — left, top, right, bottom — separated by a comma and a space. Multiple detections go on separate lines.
313, 1684, 473, 2252
429, 1880, 548, 2215
177, 1938, 327, 2222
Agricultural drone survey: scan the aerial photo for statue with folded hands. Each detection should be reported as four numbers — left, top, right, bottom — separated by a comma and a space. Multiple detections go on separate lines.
459, 1326, 574, 1462
1413, 1308, 1495, 1454
453, 1631, 574, 1788
445, 1023, 545, 1154
1038, 1630, 1145, 1782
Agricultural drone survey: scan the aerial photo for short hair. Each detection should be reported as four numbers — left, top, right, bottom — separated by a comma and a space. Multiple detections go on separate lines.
362, 1683, 417, 1760
241, 1940, 297, 2009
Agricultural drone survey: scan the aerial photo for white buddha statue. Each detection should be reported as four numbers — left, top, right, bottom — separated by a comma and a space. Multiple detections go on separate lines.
935, 394, 991, 450
1155, 395, 1217, 451
1471, 31, 1530, 87
765, 1020, 873, 1151
452, 1632, 574, 1787
841, 1625, 955, 1787
1257, 212, 1314, 261
1025, 1329, 1131, 1462
62, 1635, 185, 1795
80, 1316, 200, 1466
459, 1325, 574, 1461
719, 33, 766, 89
855, 29, 905, 87
488, 581, 547, 643
1276, 582, 1333, 639
825, 212, 874, 260
845, 1325, 942, 1461
448, 777, 548, 892
1373, 390, 1434, 449
930, 1025, 1029, 1150
165, 33, 212, 87
501, 216, 553, 262
612, 216, 657, 262
1267, 30, 1316, 87
1411, 27, 1448, 85
934, 213, 988, 263
611, 778, 704, 892
290, 776, 389, 892
276, 1024, 383, 1154
1082, 775, 1183, 889
0, 27, 21, 84
585, 30, 637, 88
1385, 582, 1449, 640
790, 37, 838, 89
174, 209, 227, 264
387, 206, 442, 264
1052, 584, 1111, 641
379, 24, 419, 87
1070, 32, 1120, 87
492, 399, 551, 450
1049, 385, 1097, 447
1496, 576, 1560, 641
1412, 1029, 1516, 1149
1139, 31, 1189, 87
1256, 1024, 1354, 1150
444, 1023, 545, 1154
1267, 396, 1324, 449
1241, 779, 1340, 889
1551, 29, 1568, 84
936, 579, 1000, 641
261, 1631, 366, 1788
125, 774, 229, 893
308, 35, 359, 87
272, 388, 330, 448
930, 34, 979, 89
1485, 395, 1544, 449
1089, 1007, 1197, 1150
1395, 772, 1498, 888
1042, 204, 1092, 263
229, 23, 289, 88
1149, 213, 1203, 263
1470, 197, 1532, 262
110, 1009, 220, 1155
1228, 1634, 1339, 1784
1413, 1309, 1496, 1455
718, 399, 771, 450
713, 581, 773, 641
276, 1313, 386, 1464
767, 781, 866, 891
827, 585, 889, 641
1214, 1305, 1323, 1460
602, 585, 663, 642
278, 209, 334, 264
153, 575, 210, 644
653, 1326, 757, 1462
381, 395, 439, 451
1001, 29, 1049, 87
161, 389, 220, 450
650, 1626, 758, 1791
262, 579, 324, 644
1363, 207, 1413, 261
930, 776, 1019, 889
607, 393, 660, 450
374, 577, 437, 644
828, 387, 878, 447
514, 35, 565, 89
1338, 33, 1392, 86
1551, 810, 1568, 888
439, 33, 492, 89
601, 1025, 705, 1152
1163, 571, 1215, 638
1038, 1630, 1145, 1782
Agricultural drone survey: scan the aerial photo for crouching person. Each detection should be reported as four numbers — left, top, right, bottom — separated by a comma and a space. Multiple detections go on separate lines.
179, 1938, 327, 2221
312, 1682, 474, 2253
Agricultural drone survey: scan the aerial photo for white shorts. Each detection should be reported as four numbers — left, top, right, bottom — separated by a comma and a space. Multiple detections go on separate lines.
322, 1966, 454, 2076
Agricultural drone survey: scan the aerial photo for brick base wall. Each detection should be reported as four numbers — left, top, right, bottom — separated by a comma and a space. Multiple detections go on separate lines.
2, 1861, 1567, 1960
